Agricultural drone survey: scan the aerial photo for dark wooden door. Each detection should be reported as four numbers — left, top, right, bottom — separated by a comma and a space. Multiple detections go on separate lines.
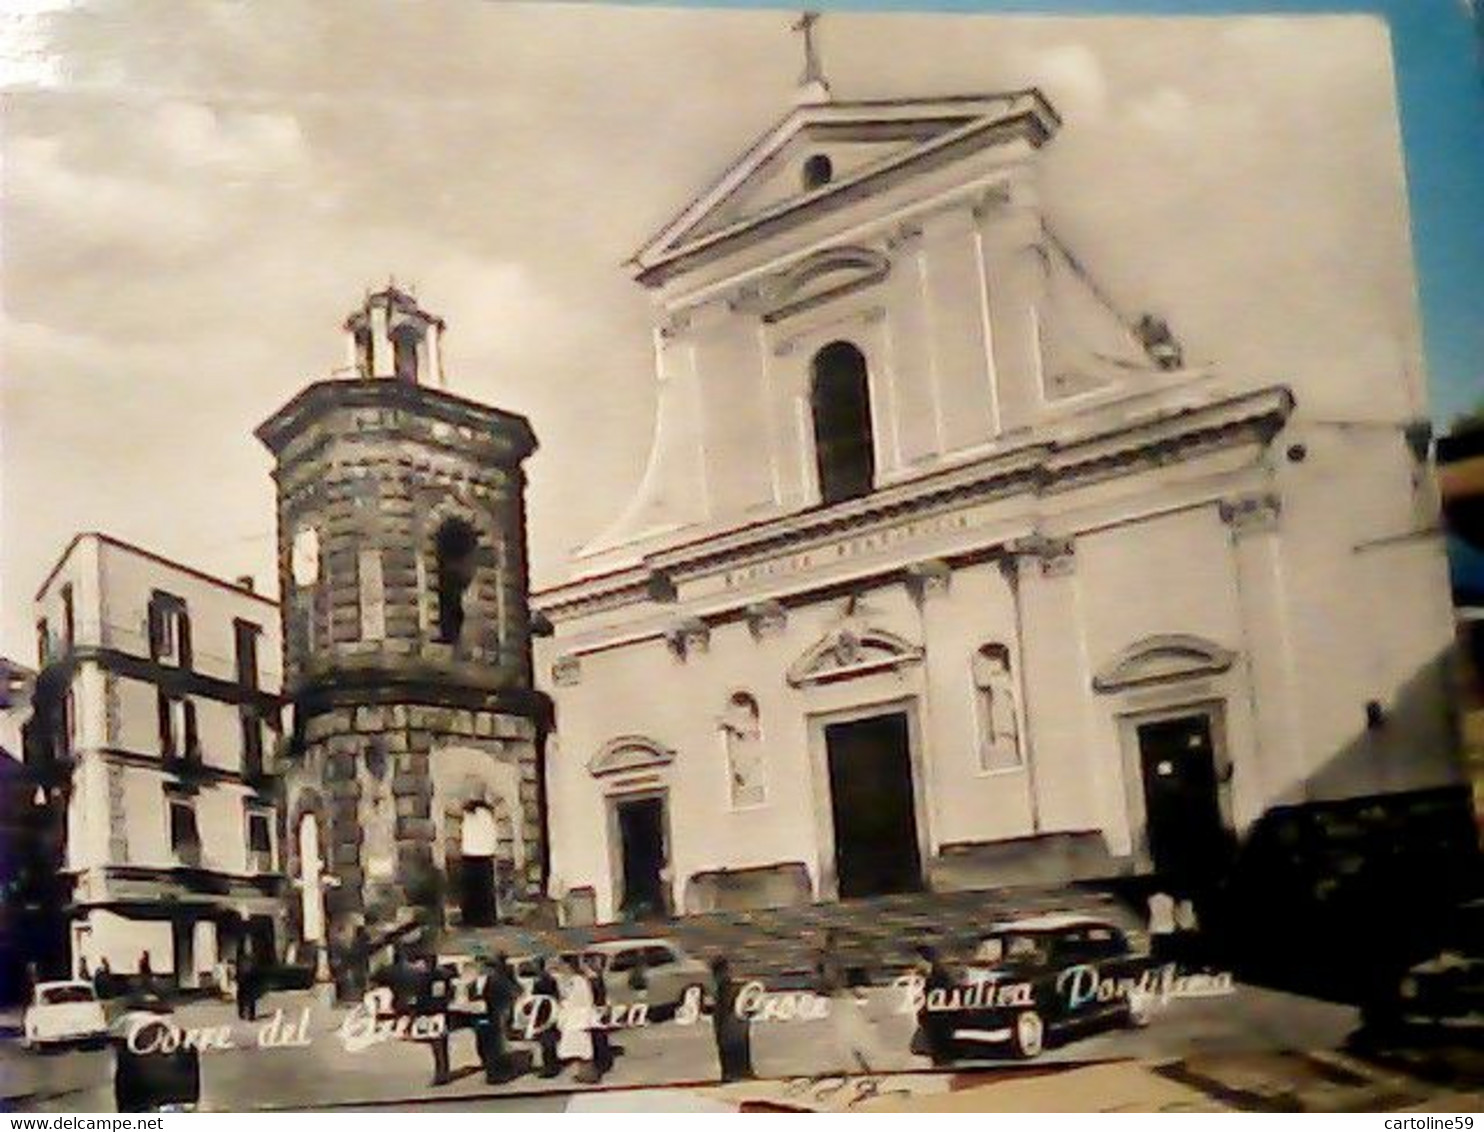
1137, 714, 1226, 885
826, 712, 922, 898
459, 856, 498, 927
617, 797, 667, 920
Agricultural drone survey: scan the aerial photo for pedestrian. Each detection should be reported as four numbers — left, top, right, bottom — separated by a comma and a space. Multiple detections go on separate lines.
708, 955, 753, 1082
555, 954, 597, 1083
477, 953, 519, 1085
77, 956, 90, 982
815, 928, 876, 1074
93, 958, 113, 1001
582, 953, 614, 1077
235, 953, 257, 1021
1174, 893, 1202, 972
414, 954, 453, 1087
911, 944, 955, 1067
1147, 886, 1176, 966
531, 956, 562, 1078
113, 999, 200, 1113
137, 951, 155, 995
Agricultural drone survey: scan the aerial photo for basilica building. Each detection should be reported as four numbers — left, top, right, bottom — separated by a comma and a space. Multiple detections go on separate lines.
535, 64, 1461, 925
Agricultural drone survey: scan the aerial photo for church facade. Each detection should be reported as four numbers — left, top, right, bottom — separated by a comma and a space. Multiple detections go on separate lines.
535, 84, 1461, 925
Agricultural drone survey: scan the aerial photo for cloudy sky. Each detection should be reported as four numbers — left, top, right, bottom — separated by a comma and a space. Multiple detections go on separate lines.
0, 0, 1477, 662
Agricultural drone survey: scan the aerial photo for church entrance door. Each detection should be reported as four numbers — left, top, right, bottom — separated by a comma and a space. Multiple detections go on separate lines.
1135, 713, 1228, 887
825, 712, 922, 899
615, 795, 668, 920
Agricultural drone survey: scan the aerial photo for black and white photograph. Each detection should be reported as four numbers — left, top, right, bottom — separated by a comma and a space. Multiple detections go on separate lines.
1, 0, 1482, 1114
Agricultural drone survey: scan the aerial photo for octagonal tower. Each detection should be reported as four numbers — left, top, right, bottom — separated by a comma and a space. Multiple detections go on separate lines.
256, 286, 548, 957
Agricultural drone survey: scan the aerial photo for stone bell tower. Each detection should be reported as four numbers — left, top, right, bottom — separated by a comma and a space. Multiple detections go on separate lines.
256, 285, 549, 956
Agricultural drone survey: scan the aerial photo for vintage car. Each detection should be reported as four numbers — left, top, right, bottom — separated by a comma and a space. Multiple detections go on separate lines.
1390, 898, 1484, 1041
912, 913, 1156, 1061
583, 938, 711, 1018
22, 980, 109, 1050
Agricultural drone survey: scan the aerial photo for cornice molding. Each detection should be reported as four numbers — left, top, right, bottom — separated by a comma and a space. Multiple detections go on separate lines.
537, 386, 1293, 623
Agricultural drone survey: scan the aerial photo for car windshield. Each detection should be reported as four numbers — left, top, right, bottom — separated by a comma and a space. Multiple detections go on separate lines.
40, 985, 96, 1005
974, 934, 1049, 967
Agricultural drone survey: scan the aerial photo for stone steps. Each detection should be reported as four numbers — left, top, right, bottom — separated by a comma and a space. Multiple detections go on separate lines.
443, 882, 1139, 985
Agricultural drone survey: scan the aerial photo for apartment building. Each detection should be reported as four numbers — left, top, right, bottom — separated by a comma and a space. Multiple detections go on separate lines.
29, 533, 284, 987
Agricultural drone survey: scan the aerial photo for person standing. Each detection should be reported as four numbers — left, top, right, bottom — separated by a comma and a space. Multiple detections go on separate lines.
911, 944, 955, 1067
137, 951, 155, 996
413, 954, 453, 1087
815, 928, 875, 1074
93, 958, 113, 1001
1147, 887, 1177, 966
531, 956, 562, 1079
555, 955, 597, 1084
708, 955, 753, 1082
477, 953, 519, 1085
582, 953, 613, 1078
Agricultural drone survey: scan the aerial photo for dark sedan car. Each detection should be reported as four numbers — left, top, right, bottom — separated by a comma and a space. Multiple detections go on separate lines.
911, 913, 1156, 1061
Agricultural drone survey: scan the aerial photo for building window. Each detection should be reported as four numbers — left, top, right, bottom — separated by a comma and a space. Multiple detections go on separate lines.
60, 584, 75, 649
63, 687, 77, 755
159, 692, 198, 761
973, 643, 1023, 773
234, 619, 261, 690
169, 796, 201, 867
241, 707, 266, 776
434, 517, 480, 645
803, 153, 834, 190
721, 691, 766, 808
147, 592, 192, 669
247, 809, 274, 873
810, 341, 875, 505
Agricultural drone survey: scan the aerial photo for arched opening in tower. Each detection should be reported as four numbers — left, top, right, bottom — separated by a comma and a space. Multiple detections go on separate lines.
434, 518, 479, 645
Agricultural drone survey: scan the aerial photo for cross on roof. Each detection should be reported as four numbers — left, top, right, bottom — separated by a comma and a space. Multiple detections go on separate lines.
791, 11, 831, 101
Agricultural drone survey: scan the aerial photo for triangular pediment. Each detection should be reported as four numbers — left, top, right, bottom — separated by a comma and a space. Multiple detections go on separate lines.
787, 623, 924, 688
631, 91, 1060, 285
1092, 634, 1236, 693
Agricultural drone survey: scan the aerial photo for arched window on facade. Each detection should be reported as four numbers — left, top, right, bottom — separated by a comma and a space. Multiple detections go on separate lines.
434, 518, 479, 645
810, 341, 875, 505
721, 691, 766, 808
972, 643, 1023, 772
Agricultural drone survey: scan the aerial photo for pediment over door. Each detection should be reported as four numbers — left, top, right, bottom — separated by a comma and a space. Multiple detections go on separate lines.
1092, 634, 1236, 693
787, 624, 924, 688
588, 735, 675, 778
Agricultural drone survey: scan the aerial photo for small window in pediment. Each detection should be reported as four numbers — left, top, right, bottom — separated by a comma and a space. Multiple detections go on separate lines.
803, 153, 834, 191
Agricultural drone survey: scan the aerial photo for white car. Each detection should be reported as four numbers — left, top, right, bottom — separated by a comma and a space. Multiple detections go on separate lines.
585, 938, 711, 1017
22, 980, 109, 1049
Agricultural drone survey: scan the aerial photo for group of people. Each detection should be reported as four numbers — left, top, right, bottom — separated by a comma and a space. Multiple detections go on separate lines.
377, 949, 619, 1089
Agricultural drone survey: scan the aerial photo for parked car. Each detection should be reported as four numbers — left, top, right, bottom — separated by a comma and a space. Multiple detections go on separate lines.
915, 914, 1155, 1061
22, 980, 109, 1050
584, 938, 710, 1018
1384, 899, 1484, 1042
